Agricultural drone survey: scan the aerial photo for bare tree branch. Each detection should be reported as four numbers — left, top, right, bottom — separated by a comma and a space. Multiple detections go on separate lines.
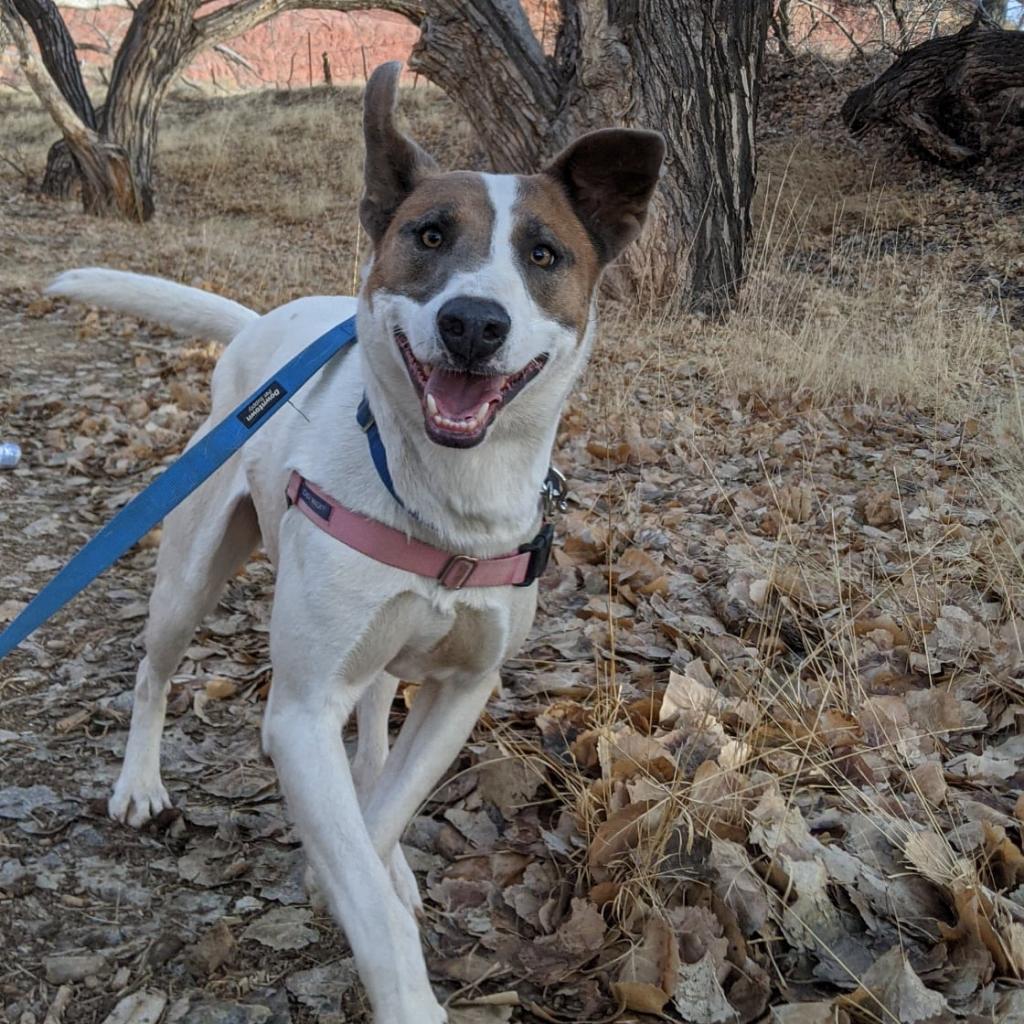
1, 0, 92, 141
194, 0, 422, 47
10, 0, 96, 126
796, 0, 867, 57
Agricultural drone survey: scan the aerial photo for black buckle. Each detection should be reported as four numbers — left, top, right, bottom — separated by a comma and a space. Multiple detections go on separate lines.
516, 523, 554, 587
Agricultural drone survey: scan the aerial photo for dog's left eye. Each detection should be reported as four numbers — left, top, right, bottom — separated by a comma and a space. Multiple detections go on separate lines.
420, 227, 444, 249
530, 245, 556, 269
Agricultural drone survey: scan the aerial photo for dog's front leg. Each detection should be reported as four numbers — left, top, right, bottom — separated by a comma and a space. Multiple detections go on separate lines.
352, 674, 423, 916
363, 671, 499, 859
264, 686, 445, 1024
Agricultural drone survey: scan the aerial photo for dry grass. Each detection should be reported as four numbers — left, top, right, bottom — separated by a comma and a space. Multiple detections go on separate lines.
589, 137, 1022, 423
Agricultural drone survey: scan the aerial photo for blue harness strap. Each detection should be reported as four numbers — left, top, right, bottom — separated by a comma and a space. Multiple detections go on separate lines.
356, 393, 570, 521
356, 395, 408, 510
0, 316, 358, 661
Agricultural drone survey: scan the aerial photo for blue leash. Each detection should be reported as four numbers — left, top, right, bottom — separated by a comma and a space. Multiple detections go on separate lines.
0, 316, 358, 661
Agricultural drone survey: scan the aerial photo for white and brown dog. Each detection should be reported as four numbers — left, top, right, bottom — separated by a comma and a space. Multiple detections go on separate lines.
48, 62, 663, 1023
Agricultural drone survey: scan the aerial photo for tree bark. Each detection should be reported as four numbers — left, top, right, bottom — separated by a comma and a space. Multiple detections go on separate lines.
10, 0, 98, 198
842, 17, 1024, 165
41, 139, 78, 198
772, 0, 796, 59
411, 0, 771, 314
608, 1, 771, 312
409, 0, 558, 170
100, 0, 204, 220
11, 0, 95, 126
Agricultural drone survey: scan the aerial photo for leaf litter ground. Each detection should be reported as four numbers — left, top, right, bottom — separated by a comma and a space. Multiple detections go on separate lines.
4, 59, 1024, 1024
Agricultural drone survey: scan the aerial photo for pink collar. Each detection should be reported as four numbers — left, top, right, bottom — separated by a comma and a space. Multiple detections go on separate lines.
286, 472, 554, 589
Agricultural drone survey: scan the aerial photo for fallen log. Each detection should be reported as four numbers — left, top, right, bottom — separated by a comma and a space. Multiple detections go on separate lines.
842, 16, 1024, 165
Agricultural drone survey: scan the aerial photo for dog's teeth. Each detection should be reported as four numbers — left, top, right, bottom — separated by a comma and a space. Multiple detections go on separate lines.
427, 403, 489, 434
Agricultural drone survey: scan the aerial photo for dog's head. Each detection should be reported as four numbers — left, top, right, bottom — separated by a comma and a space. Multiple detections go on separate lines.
358, 62, 664, 450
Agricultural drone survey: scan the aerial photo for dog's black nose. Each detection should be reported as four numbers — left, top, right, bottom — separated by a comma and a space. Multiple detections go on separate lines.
436, 297, 510, 366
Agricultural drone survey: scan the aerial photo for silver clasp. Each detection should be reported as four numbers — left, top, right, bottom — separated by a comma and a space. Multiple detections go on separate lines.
542, 467, 569, 517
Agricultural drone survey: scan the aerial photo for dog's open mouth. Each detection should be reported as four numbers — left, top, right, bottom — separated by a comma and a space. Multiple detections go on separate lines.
395, 331, 548, 448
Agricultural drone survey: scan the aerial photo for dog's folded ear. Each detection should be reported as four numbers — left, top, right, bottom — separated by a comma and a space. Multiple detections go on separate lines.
360, 62, 438, 243
545, 129, 665, 265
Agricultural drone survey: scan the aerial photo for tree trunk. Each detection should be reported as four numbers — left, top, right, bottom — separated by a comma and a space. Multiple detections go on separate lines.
410, 0, 559, 171
99, 0, 203, 220
1, 0, 146, 218
10, 0, 98, 198
842, 17, 1024, 165
772, 0, 796, 59
597, 1, 771, 312
41, 139, 78, 198
32, 0, 213, 219
412, 0, 771, 315
73, 137, 150, 218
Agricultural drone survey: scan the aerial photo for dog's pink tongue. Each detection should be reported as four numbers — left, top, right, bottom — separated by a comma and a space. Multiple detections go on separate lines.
425, 369, 506, 418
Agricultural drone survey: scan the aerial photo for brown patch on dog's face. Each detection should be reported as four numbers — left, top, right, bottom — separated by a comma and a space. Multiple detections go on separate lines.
366, 172, 494, 305
512, 175, 603, 337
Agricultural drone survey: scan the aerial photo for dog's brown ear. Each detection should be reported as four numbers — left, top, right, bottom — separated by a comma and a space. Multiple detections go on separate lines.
360, 62, 437, 243
545, 129, 665, 264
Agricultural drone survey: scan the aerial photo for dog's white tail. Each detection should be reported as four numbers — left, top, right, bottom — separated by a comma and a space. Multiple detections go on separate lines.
46, 268, 258, 344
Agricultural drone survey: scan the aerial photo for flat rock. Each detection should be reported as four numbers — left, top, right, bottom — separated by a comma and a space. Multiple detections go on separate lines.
286, 959, 360, 1015
100, 991, 167, 1024
0, 785, 58, 820
43, 952, 108, 983
167, 999, 272, 1024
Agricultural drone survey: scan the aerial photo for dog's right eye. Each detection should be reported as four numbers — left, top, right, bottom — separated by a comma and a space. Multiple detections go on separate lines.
420, 227, 444, 249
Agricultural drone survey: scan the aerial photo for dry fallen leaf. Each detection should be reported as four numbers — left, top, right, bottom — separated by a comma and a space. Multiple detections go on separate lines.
447, 1007, 514, 1024
99, 992, 167, 1024
241, 906, 317, 951
673, 950, 734, 1023
186, 919, 236, 975
204, 676, 239, 700
611, 980, 671, 1015
843, 947, 950, 1023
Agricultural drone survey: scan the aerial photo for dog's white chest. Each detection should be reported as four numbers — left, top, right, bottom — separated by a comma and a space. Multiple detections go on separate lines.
383, 588, 536, 684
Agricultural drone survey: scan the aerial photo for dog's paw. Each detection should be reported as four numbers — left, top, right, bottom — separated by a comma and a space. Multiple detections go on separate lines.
109, 776, 172, 828
391, 848, 424, 919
